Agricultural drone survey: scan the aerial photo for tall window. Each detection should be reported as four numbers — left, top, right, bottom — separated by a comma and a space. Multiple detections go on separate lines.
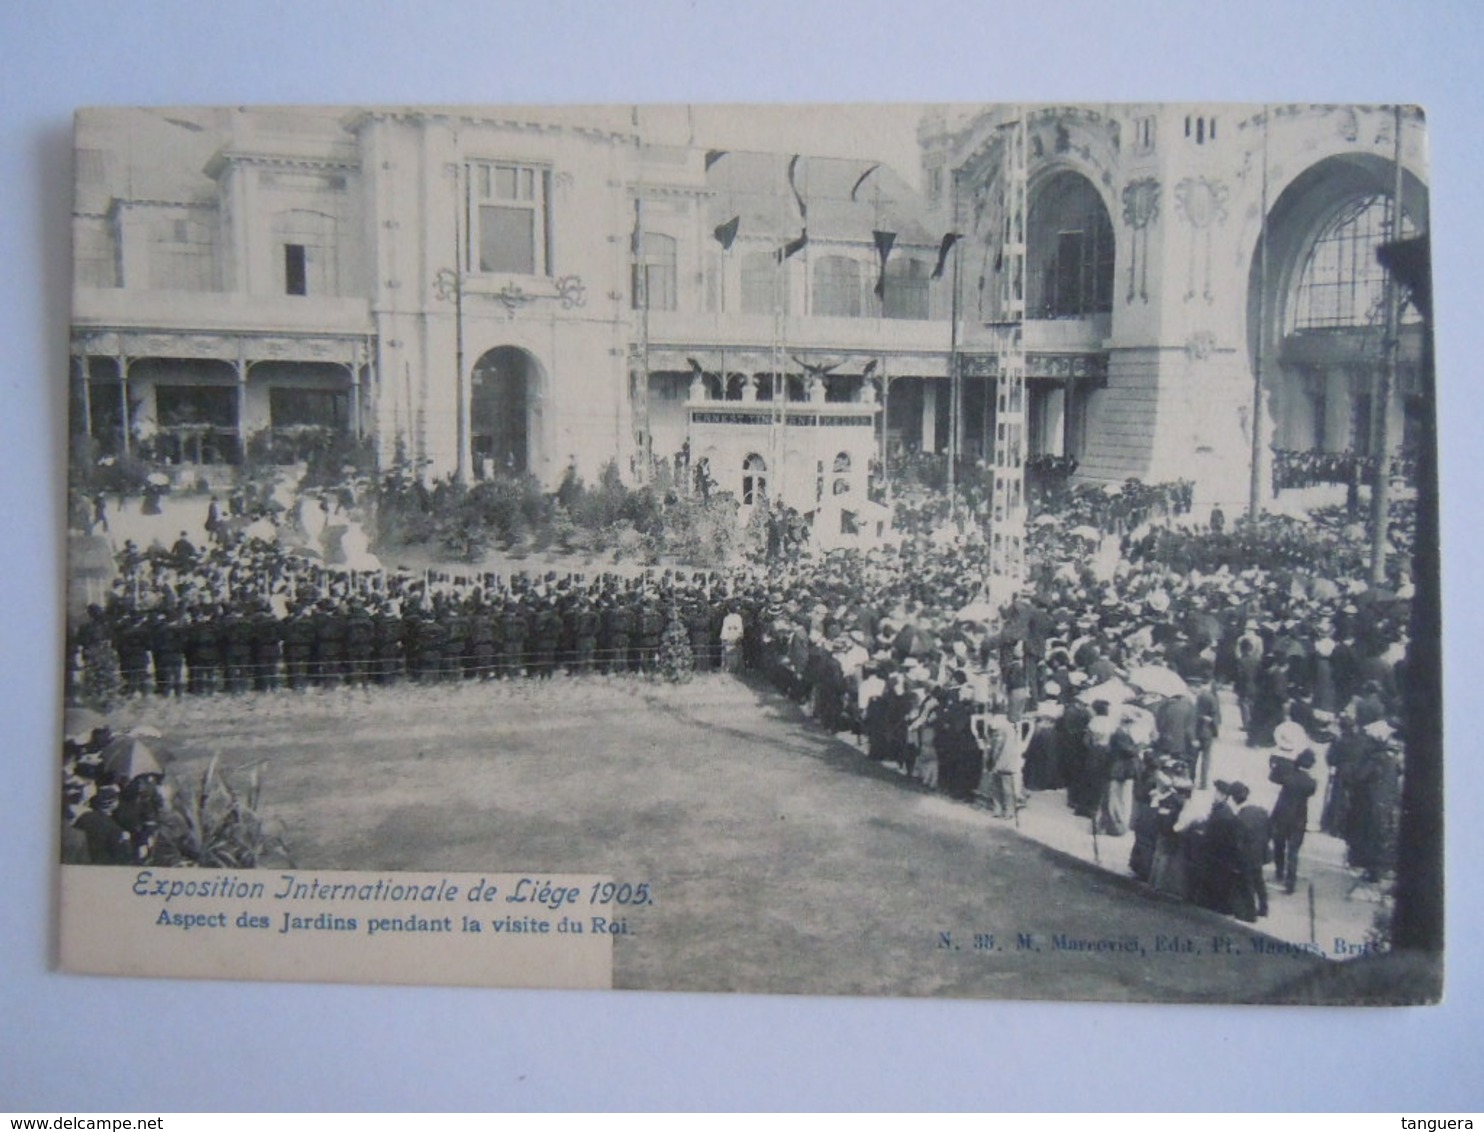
1290, 196, 1418, 330
1027, 173, 1114, 318
469, 162, 550, 276
273, 210, 337, 296
741, 453, 768, 505
632, 232, 677, 312
741, 251, 784, 315
284, 245, 307, 295
813, 255, 863, 317
882, 257, 930, 320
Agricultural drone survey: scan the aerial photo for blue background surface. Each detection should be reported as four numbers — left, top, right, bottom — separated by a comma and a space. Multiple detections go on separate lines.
3, 0, 1481, 1111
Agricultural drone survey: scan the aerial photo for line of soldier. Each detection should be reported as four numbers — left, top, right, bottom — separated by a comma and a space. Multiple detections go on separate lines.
75, 559, 753, 695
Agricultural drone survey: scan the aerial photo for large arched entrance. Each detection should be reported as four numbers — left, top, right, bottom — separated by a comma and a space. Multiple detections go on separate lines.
1248, 154, 1428, 472
1027, 170, 1115, 320
1024, 169, 1115, 464
470, 346, 542, 478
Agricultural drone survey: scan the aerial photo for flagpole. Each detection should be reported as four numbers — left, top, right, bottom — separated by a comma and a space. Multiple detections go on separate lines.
453, 160, 470, 486
1248, 107, 1269, 520
1370, 104, 1405, 586
948, 168, 963, 517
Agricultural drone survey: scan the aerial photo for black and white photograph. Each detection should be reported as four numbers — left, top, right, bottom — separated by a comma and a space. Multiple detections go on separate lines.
57, 100, 1441, 1005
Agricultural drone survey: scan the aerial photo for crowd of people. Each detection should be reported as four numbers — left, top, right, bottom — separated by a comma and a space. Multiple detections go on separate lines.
62, 726, 170, 866
66, 485, 1412, 919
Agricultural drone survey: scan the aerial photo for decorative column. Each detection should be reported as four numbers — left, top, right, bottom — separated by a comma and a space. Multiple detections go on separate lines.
234, 343, 248, 463
921, 382, 937, 453
117, 353, 131, 458
74, 353, 93, 441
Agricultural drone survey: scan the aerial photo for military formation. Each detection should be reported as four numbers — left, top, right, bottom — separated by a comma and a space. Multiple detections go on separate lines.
72, 536, 753, 694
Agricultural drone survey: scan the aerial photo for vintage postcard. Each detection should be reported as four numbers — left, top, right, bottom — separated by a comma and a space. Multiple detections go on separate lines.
59, 103, 1440, 1003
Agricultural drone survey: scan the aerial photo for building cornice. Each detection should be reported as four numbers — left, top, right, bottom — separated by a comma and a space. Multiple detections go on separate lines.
204, 148, 360, 180
344, 107, 642, 149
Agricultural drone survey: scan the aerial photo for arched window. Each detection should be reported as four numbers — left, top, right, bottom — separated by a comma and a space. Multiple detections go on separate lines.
882, 257, 930, 320
741, 453, 767, 505
740, 251, 785, 315
832, 451, 852, 473
1027, 174, 1114, 318
1289, 196, 1418, 330
632, 232, 677, 312
813, 255, 863, 317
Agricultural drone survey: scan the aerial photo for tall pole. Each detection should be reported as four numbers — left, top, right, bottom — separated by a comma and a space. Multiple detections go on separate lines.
633, 195, 651, 484
452, 162, 470, 485
1248, 108, 1269, 520
1370, 104, 1405, 586
948, 169, 962, 514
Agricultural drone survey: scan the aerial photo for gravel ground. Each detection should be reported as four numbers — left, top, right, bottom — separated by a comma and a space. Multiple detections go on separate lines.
99, 673, 1354, 1002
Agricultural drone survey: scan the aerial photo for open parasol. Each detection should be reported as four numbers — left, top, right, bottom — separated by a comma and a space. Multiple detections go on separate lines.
1126, 664, 1189, 698
1077, 676, 1137, 706
99, 734, 172, 781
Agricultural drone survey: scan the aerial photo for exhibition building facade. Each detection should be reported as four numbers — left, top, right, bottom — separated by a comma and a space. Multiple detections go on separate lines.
70, 102, 1429, 519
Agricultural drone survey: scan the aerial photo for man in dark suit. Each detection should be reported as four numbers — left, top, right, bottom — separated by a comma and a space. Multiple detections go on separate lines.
1230, 781, 1270, 918
1154, 692, 1199, 777
1270, 747, 1319, 895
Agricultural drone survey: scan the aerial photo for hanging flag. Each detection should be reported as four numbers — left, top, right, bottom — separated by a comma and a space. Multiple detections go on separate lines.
850, 164, 881, 202
775, 229, 808, 263
704, 149, 729, 170
872, 230, 897, 297
786, 155, 807, 221
931, 232, 962, 279
713, 215, 740, 251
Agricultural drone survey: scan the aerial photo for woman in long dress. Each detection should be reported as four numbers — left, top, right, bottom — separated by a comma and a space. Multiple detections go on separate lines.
1099, 721, 1141, 836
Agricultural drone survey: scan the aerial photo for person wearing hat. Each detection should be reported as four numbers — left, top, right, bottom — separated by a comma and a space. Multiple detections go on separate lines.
1191, 779, 1252, 919
1230, 781, 1270, 918
1269, 742, 1319, 895
1344, 721, 1403, 883
73, 784, 135, 865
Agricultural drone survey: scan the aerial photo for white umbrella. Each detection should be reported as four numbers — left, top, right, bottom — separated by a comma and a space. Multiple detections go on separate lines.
1068, 525, 1103, 542
1077, 677, 1137, 706
1031, 514, 1061, 527
1127, 664, 1189, 698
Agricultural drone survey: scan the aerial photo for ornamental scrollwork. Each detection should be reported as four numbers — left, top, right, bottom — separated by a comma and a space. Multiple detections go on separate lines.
555, 274, 587, 309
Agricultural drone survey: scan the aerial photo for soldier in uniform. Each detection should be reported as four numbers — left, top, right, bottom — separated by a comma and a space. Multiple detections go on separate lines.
530, 591, 562, 677
116, 611, 154, 697
684, 583, 713, 672
501, 595, 529, 678
221, 602, 255, 693
416, 599, 449, 682
344, 598, 376, 686
149, 609, 182, 699
372, 598, 404, 684
313, 599, 347, 689
569, 592, 600, 673
249, 598, 282, 692
186, 606, 223, 695
467, 593, 497, 679
600, 584, 633, 674
281, 602, 316, 691
636, 586, 665, 672
440, 596, 469, 681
